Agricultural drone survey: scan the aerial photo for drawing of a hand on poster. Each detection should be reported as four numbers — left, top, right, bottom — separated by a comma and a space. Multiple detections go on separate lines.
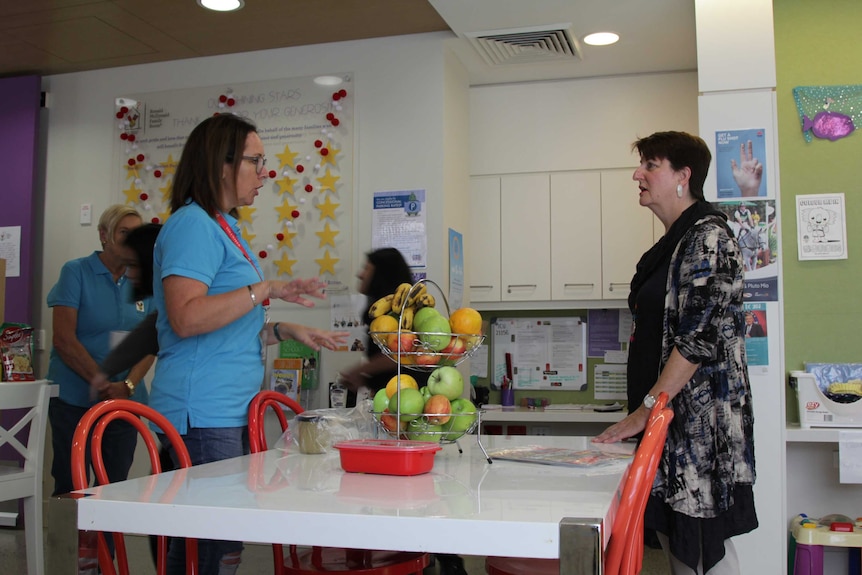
715, 129, 767, 198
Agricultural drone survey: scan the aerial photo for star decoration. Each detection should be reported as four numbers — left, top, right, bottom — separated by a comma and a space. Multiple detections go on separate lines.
316, 196, 340, 221
277, 227, 298, 249
236, 206, 256, 226
315, 249, 339, 276
159, 180, 172, 203
274, 252, 298, 276
122, 182, 141, 204
159, 155, 178, 177
315, 222, 339, 248
240, 226, 256, 245
276, 145, 299, 170
158, 208, 171, 223
124, 165, 139, 181
320, 143, 340, 167
275, 199, 299, 222
276, 175, 298, 195
316, 168, 340, 193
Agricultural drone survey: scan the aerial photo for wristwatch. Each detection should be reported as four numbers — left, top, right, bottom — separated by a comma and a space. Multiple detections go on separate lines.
643, 393, 657, 409
124, 379, 137, 396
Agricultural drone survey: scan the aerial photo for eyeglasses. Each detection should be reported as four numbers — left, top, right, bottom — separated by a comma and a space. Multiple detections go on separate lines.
241, 155, 267, 174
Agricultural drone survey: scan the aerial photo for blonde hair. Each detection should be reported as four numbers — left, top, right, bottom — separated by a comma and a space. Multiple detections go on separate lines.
98, 204, 141, 245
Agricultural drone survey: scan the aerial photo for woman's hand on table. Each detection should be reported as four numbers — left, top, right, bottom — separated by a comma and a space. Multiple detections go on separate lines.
268, 278, 328, 308
592, 408, 649, 444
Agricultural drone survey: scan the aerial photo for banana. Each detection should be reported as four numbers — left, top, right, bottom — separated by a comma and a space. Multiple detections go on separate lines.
399, 305, 415, 330
391, 282, 413, 313
406, 283, 428, 308
368, 294, 394, 318
416, 293, 436, 309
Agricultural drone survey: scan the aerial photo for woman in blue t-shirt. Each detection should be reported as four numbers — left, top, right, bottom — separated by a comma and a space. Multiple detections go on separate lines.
152, 114, 347, 575
47, 204, 153, 497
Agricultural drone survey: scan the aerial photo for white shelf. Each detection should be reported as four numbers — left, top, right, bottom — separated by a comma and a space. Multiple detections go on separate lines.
785, 425, 862, 443
481, 407, 626, 424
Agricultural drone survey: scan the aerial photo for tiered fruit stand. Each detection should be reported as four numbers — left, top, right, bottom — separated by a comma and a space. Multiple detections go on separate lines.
370, 280, 491, 462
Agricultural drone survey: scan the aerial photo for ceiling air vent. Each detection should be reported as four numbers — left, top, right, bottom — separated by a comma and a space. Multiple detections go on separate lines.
466, 24, 582, 66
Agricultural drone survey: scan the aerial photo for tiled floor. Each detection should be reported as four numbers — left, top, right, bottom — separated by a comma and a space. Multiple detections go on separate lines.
0, 525, 670, 574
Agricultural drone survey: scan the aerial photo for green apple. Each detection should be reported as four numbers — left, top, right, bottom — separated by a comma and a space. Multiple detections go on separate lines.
443, 398, 477, 439
372, 388, 389, 413
417, 315, 452, 351
388, 388, 425, 421
427, 366, 463, 400
420, 385, 432, 402
412, 306, 442, 332
405, 418, 443, 442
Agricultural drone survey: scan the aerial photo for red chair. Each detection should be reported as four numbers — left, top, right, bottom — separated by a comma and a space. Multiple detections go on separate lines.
485, 392, 674, 575
248, 390, 430, 575
71, 399, 199, 575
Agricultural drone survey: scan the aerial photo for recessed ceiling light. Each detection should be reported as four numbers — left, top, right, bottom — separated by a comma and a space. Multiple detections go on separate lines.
583, 32, 620, 46
197, 0, 244, 12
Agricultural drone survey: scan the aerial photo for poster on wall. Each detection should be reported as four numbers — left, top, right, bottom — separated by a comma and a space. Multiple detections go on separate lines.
715, 199, 779, 301
371, 189, 427, 268
448, 228, 463, 311
112, 74, 354, 290
796, 193, 848, 261
715, 129, 767, 198
743, 302, 769, 374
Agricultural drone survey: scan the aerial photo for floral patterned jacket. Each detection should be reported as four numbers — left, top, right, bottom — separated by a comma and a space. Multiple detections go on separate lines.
654, 214, 756, 518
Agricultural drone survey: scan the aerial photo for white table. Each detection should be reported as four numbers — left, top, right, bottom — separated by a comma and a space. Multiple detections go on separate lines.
74, 435, 633, 575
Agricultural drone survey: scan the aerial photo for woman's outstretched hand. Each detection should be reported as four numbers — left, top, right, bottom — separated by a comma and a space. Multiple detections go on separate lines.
269, 278, 328, 307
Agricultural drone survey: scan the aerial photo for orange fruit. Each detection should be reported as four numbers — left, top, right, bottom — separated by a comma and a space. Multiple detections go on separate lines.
369, 314, 398, 335
385, 373, 419, 398
449, 307, 482, 336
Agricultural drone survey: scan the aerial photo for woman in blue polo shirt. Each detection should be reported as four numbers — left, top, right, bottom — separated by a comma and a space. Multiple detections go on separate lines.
151, 114, 347, 575
47, 204, 153, 497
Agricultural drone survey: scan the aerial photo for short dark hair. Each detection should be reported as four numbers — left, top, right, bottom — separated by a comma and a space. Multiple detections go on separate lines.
170, 114, 258, 216
633, 131, 711, 201
362, 248, 414, 323
123, 223, 162, 300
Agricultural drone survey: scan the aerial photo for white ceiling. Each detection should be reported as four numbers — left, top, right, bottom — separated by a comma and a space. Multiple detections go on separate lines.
0, 0, 696, 85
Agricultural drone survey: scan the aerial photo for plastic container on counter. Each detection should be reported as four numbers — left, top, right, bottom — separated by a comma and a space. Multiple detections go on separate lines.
333, 439, 441, 476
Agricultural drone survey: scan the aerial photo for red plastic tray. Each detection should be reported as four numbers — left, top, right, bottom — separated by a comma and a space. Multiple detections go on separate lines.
333, 439, 442, 476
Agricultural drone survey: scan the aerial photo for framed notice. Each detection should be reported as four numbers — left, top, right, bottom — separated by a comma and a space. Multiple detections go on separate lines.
490, 317, 587, 391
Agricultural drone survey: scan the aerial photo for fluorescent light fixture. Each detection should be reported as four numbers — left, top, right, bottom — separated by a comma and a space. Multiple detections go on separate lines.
197, 0, 244, 12
583, 32, 619, 46
314, 76, 344, 87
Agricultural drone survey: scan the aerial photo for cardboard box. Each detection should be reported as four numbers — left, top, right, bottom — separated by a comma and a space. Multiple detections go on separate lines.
0, 258, 6, 325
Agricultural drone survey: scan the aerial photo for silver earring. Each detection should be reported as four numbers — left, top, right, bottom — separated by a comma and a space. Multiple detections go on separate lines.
676, 184, 684, 198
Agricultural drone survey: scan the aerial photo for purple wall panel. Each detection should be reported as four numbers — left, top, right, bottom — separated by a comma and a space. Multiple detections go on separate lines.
0, 75, 40, 325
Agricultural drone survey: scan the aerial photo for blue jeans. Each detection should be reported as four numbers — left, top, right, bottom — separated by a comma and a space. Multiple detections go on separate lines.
158, 426, 248, 575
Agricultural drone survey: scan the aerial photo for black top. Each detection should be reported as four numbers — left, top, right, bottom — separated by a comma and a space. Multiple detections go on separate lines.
626, 259, 670, 414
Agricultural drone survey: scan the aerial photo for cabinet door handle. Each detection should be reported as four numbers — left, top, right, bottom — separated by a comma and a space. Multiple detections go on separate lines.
563, 283, 595, 288
507, 284, 536, 293
469, 285, 494, 290
608, 283, 629, 292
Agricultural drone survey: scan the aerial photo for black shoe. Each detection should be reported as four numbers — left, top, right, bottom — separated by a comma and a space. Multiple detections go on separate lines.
435, 553, 468, 575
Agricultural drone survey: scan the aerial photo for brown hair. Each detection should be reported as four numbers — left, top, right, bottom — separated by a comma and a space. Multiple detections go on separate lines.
633, 131, 711, 201
170, 114, 258, 216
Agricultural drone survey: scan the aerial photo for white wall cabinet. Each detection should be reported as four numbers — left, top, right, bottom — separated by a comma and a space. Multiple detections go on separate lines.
500, 174, 551, 302
599, 169, 656, 300
468, 177, 502, 302
550, 172, 602, 300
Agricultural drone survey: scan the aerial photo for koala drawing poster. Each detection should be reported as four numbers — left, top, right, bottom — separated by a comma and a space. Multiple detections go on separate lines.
796, 193, 848, 260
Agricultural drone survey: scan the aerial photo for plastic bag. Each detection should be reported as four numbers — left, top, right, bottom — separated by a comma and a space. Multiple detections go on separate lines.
1, 323, 35, 382
276, 399, 376, 454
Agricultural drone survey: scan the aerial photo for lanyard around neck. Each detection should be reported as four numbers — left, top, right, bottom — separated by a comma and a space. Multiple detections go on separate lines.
214, 212, 270, 307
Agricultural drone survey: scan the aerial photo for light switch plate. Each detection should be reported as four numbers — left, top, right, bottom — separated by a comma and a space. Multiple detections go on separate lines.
80, 203, 92, 225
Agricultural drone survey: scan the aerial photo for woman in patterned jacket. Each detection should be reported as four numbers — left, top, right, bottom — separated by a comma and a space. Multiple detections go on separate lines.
594, 131, 757, 574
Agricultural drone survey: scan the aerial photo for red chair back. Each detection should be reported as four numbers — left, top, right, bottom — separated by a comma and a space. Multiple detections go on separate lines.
71, 399, 198, 575
248, 390, 305, 452
604, 393, 673, 575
